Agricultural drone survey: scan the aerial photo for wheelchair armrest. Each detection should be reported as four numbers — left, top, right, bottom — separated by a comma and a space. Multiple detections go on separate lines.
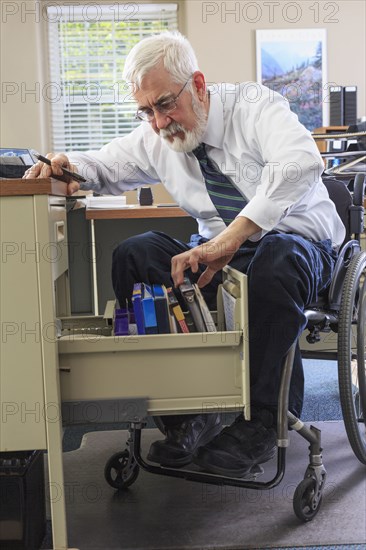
352, 173, 366, 207
304, 309, 338, 343
305, 309, 337, 329
328, 240, 361, 310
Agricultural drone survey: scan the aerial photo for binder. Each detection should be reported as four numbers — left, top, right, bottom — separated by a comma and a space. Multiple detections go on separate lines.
179, 277, 206, 332
328, 86, 358, 127
329, 86, 343, 126
343, 86, 357, 126
152, 284, 171, 334
162, 286, 178, 333
132, 283, 145, 335
141, 284, 158, 334
166, 287, 190, 333
114, 307, 129, 336
193, 284, 217, 332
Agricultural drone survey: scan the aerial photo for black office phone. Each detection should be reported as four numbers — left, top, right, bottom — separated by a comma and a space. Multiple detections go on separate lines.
0, 148, 37, 178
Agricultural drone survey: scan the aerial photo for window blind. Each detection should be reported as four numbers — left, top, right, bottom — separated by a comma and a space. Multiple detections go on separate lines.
47, 4, 178, 152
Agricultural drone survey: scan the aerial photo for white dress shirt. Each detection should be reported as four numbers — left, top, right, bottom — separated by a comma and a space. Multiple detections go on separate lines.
69, 82, 345, 248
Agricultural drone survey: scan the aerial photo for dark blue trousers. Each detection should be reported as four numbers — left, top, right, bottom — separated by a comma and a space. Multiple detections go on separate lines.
112, 231, 337, 417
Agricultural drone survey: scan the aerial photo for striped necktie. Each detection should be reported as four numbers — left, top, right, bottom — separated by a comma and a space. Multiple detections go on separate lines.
192, 143, 247, 225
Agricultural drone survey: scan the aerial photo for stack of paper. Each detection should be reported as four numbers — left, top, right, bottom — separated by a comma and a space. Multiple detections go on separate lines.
85, 195, 129, 209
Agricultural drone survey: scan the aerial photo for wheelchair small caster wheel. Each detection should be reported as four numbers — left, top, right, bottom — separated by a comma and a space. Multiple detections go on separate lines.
104, 450, 139, 489
293, 477, 322, 522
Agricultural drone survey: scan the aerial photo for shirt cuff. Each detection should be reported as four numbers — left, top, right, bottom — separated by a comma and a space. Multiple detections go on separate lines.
237, 195, 285, 240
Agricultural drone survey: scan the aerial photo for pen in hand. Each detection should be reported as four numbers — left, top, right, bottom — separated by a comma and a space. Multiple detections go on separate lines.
32, 151, 86, 183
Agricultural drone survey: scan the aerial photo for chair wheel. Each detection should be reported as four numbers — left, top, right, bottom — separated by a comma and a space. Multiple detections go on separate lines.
104, 450, 139, 489
293, 477, 322, 522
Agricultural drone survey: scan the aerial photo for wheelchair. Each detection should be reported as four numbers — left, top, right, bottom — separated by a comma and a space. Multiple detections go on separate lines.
103, 172, 366, 522
303, 173, 366, 465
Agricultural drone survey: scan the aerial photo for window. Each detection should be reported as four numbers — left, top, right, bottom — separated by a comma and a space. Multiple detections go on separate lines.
47, 4, 178, 151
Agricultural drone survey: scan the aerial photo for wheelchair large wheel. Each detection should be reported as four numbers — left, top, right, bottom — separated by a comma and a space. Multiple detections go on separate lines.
338, 251, 366, 464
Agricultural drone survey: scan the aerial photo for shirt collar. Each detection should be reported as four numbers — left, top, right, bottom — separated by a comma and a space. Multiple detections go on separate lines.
200, 87, 224, 149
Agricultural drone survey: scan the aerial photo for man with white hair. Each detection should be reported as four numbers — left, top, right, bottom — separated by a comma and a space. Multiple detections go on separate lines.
27, 31, 344, 477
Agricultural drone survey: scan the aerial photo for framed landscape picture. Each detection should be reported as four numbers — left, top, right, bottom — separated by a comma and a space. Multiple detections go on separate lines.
256, 28, 328, 131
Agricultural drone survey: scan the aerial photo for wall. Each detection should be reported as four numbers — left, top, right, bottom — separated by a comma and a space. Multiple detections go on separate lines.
1, 0, 365, 154
1, 1, 50, 151
0, 0, 185, 153
182, 0, 366, 101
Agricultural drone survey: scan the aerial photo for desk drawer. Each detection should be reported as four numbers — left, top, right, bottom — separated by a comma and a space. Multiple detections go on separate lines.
58, 325, 249, 416
59, 268, 250, 417
48, 197, 68, 281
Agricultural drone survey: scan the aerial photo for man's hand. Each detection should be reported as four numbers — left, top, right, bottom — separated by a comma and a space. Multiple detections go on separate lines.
171, 216, 261, 288
23, 153, 80, 195
171, 240, 237, 288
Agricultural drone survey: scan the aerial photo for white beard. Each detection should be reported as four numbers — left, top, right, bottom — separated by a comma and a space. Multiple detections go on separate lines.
159, 95, 208, 153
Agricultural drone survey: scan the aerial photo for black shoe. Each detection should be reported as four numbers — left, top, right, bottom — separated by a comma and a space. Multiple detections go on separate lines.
193, 409, 277, 477
147, 413, 222, 467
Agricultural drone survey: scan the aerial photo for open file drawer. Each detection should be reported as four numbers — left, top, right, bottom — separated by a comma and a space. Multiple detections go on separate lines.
58, 267, 250, 418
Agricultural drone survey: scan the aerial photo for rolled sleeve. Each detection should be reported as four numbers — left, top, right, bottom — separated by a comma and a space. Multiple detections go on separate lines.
239, 194, 284, 229
238, 195, 285, 240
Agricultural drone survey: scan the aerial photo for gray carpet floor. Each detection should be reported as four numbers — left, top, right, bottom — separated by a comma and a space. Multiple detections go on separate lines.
55, 421, 366, 550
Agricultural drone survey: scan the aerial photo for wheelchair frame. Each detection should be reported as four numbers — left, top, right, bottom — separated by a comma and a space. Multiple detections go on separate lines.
68, 174, 366, 522
104, 341, 327, 522
302, 173, 366, 467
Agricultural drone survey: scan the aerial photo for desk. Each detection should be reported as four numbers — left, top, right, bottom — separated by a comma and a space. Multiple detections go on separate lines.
313, 126, 348, 154
0, 182, 247, 533
0, 178, 71, 548
0, 184, 196, 549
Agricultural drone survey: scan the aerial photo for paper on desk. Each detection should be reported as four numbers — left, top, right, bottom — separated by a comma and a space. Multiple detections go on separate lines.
87, 204, 134, 209
221, 286, 236, 331
84, 195, 132, 208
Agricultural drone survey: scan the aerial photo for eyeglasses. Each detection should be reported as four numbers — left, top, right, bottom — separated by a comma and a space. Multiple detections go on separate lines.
135, 77, 192, 122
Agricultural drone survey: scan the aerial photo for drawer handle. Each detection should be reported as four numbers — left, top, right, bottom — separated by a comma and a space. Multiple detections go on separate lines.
55, 221, 65, 243
59, 367, 70, 373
